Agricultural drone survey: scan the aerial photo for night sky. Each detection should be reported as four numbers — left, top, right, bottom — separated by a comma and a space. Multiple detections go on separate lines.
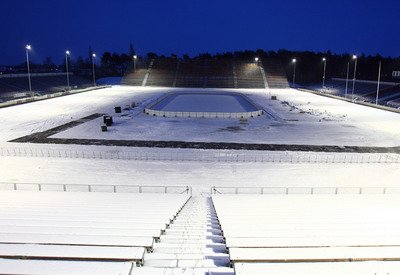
1, 0, 399, 65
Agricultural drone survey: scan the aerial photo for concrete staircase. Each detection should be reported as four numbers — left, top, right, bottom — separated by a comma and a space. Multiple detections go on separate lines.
133, 197, 233, 274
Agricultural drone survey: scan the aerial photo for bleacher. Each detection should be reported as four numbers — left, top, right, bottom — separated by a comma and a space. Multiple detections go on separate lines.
262, 59, 290, 88
175, 59, 208, 88
122, 58, 285, 89
145, 59, 178, 87
0, 74, 91, 101
212, 194, 400, 274
0, 190, 190, 274
235, 61, 265, 89
312, 79, 400, 105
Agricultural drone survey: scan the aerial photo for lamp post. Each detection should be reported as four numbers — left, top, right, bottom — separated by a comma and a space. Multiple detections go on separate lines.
92, 53, 96, 86
351, 55, 358, 100
25, 45, 32, 93
133, 55, 137, 72
322, 57, 327, 89
255, 57, 259, 63
292, 59, 297, 87
376, 61, 382, 105
65, 50, 70, 90
345, 62, 350, 98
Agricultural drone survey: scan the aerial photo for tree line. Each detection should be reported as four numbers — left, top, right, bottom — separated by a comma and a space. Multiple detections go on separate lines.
5, 46, 399, 84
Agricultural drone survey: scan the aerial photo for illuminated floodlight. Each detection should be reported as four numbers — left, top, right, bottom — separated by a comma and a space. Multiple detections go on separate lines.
92, 53, 96, 58
322, 57, 326, 61
292, 58, 296, 63
66, 50, 70, 55
352, 55, 357, 59
255, 57, 259, 62
26, 45, 31, 50
133, 55, 137, 59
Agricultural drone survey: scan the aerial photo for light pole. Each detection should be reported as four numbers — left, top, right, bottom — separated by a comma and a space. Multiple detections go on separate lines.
322, 57, 327, 89
345, 62, 350, 98
376, 60, 382, 105
255, 57, 259, 63
351, 55, 358, 100
133, 55, 137, 72
292, 59, 296, 87
92, 53, 96, 86
25, 45, 32, 93
65, 50, 70, 90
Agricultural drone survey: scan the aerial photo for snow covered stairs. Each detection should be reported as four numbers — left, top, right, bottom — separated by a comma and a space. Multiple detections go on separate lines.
135, 197, 233, 274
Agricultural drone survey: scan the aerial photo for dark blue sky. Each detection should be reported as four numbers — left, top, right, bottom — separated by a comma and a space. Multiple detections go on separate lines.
1, 0, 399, 65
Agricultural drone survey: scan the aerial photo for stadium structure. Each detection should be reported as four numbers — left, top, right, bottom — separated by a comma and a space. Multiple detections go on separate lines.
0, 56, 400, 275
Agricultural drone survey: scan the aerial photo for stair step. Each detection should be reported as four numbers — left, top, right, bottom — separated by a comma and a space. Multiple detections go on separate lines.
153, 247, 227, 254
130, 267, 234, 275
165, 230, 222, 236
153, 243, 227, 250
144, 252, 230, 261
160, 235, 224, 241
143, 259, 230, 268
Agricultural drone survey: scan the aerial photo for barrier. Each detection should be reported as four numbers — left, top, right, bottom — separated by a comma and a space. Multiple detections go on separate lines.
144, 108, 263, 118
0, 182, 192, 195
210, 186, 400, 195
0, 147, 399, 164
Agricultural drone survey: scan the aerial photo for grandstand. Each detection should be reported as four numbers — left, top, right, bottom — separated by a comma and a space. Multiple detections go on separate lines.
121, 58, 289, 89
0, 73, 92, 102
1, 59, 400, 274
309, 78, 400, 107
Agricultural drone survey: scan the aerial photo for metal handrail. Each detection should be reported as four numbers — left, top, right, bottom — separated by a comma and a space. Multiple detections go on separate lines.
210, 186, 399, 195
0, 182, 192, 195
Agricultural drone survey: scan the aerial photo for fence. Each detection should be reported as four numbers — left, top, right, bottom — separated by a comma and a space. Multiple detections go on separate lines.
144, 109, 263, 119
211, 186, 400, 195
0, 147, 399, 164
0, 182, 192, 195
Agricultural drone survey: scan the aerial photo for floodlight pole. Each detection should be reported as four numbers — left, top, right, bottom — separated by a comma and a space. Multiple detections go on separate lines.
92, 53, 96, 86
65, 51, 70, 90
322, 58, 327, 89
133, 55, 137, 72
376, 60, 382, 105
292, 59, 296, 87
345, 62, 350, 98
25, 45, 32, 93
351, 56, 358, 100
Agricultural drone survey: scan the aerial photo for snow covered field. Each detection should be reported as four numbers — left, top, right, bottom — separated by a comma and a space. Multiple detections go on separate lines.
0, 85, 399, 194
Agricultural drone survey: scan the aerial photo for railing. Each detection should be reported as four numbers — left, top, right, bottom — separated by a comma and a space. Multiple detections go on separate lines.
144, 109, 263, 119
1, 147, 399, 164
210, 186, 400, 195
0, 182, 192, 195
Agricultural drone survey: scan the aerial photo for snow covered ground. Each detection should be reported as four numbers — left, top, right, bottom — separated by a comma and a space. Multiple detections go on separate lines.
0, 86, 399, 194
41, 87, 399, 146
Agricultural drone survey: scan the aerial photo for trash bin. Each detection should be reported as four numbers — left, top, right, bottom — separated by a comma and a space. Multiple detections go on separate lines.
115, 106, 121, 113
101, 125, 107, 132
103, 115, 108, 124
105, 116, 113, 126
271, 95, 277, 100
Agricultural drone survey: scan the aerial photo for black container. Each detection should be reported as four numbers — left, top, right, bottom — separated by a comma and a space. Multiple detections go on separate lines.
105, 116, 113, 126
101, 125, 107, 132
115, 106, 121, 113
103, 115, 108, 123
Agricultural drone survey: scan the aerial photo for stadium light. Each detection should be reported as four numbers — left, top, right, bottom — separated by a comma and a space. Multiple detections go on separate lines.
65, 50, 70, 91
376, 61, 382, 105
351, 55, 358, 100
92, 53, 96, 86
133, 55, 137, 72
292, 59, 297, 87
322, 58, 327, 89
255, 57, 259, 62
25, 45, 32, 93
345, 62, 350, 98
